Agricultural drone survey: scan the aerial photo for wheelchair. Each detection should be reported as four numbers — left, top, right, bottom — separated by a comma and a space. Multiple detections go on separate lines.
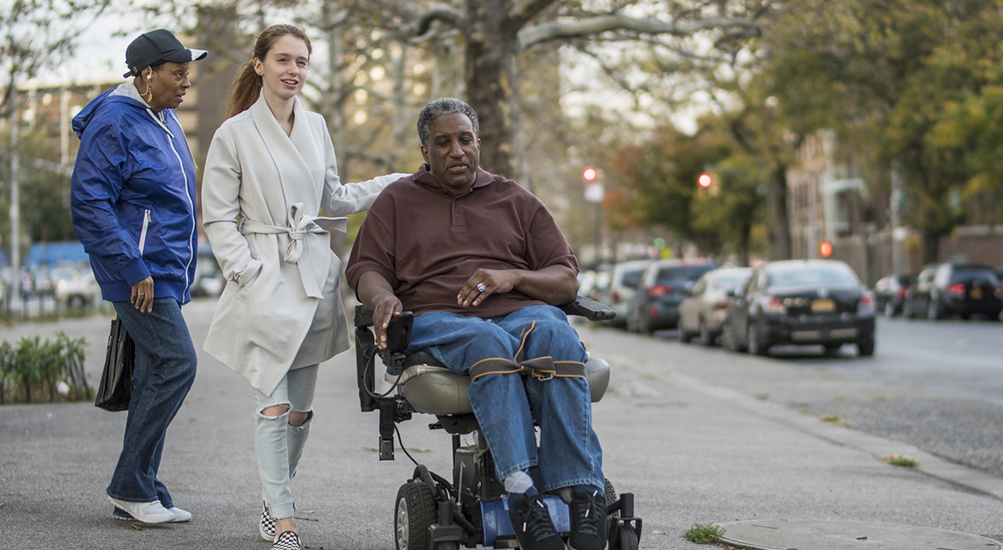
355, 296, 642, 550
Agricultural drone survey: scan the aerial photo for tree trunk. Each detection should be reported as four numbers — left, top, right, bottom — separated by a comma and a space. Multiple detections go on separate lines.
463, 1, 521, 179
765, 167, 792, 260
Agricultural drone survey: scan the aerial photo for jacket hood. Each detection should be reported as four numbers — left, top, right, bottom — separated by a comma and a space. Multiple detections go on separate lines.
72, 83, 149, 138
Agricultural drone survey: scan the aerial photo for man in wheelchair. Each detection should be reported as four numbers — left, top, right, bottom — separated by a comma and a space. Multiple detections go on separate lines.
346, 97, 607, 550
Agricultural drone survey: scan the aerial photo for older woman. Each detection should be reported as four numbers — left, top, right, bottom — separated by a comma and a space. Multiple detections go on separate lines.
71, 29, 207, 524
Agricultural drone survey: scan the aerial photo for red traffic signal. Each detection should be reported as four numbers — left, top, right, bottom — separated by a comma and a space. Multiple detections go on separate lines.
583, 167, 598, 182
698, 173, 712, 188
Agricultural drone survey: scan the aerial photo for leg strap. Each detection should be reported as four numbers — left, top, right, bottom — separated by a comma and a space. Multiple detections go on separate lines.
469, 357, 586, 381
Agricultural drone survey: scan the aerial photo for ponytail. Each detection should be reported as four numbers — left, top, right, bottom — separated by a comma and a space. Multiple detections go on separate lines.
225, 61, 262, 119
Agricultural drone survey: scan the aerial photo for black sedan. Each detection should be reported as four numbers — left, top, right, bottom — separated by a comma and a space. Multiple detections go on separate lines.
722, 260, 876, 357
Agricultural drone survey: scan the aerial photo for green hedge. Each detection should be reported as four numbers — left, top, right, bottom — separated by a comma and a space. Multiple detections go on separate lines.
0, 333, 90, 404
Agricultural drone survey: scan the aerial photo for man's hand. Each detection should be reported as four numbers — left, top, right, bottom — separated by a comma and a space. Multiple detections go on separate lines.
357, 271, 403, 350
131, 276, 154, 313
371, 293, 403, 350
458, 269, 518, 307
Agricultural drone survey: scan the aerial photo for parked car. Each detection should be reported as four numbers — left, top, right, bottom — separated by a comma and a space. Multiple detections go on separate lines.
678, 267, 752, 345
55, 268, 101, 308
902, 263, 1002, 321
595, 259, 653, 327
872, 274, 914, 317
625, 259, 716, 334
722, 260, 876, 357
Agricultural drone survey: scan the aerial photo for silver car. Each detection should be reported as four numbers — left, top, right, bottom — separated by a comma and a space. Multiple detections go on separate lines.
678, 267, 752, 345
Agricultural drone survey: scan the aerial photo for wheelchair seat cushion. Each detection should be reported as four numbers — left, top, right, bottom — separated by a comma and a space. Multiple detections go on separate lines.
387, 357, 611, 416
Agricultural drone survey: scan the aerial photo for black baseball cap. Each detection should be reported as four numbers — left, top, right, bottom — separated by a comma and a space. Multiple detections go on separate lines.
123, 29, 208, 78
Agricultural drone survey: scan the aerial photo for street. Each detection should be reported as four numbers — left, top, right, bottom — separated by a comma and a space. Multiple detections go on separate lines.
1, 301, 1001, 549
615, 315, 1003, 479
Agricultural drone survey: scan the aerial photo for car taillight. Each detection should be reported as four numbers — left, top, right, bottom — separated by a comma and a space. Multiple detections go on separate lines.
763, 297, 786, 314
896, 288, 907, 298
858, 292, 876, 316
946, 283, 966, 297
611, 290, 621, 303
649, 284, 673, 297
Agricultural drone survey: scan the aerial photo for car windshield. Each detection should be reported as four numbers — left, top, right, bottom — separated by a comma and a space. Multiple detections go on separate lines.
655, 266, 713, 284
621, 268, 646, 289
949, 267, 1000, 286
711, 272, 750, 290
768, 265, 858, 288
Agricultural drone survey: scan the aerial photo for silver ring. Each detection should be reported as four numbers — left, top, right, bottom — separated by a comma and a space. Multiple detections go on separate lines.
476, 283, 486, 293
138, 293, 145, 296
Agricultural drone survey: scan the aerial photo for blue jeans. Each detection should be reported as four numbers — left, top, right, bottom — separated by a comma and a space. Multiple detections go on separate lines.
406, 305, 603, 493
108, 298, 197, 506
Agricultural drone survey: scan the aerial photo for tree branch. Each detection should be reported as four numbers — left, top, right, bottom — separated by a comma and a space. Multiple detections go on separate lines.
518, 14, 760, 50
401, 2, 465, 39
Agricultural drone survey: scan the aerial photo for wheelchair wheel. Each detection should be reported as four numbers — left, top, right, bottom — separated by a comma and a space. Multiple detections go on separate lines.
615, 525, 639, 550
395, 481, 437, 550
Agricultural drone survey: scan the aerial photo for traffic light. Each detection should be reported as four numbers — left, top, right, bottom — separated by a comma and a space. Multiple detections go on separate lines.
583, 167, 598, 182
820, 241, 833, 258
698, 173, 712, 188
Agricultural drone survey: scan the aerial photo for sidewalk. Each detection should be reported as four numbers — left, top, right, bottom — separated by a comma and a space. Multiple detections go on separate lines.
0, 300, 1000, 549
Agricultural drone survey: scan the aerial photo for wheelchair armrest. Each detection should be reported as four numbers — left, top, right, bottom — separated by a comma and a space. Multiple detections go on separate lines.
560, 295, 616, 322
354, 306, 413, 354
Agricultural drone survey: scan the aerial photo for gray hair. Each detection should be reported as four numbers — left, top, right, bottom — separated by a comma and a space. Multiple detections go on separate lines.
417, 97, 479, 147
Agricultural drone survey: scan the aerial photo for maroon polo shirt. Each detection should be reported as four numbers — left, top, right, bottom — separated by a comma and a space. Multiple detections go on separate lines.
346, 165, 578, 318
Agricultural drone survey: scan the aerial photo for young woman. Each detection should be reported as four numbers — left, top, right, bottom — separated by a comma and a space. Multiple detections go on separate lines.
201, 24, 403, 550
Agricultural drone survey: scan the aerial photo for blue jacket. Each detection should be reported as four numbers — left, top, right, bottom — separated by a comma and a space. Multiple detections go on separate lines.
70, 83, 197, 304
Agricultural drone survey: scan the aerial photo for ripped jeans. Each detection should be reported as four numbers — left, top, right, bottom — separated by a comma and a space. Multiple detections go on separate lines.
254, 365, 318, 520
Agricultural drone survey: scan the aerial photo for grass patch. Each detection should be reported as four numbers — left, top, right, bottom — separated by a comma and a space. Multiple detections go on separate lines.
684, 523, 726, 544
819, 413, 852, 427
881, 455, 919, 468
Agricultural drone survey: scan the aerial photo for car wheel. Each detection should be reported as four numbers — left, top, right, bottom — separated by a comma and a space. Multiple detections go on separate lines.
857, 336, 875, 357
747, 322, 769, 356
884, 301, 896, 317
699, 319, 714, 347
722, 322, 739, 352
927, 300, 940, 321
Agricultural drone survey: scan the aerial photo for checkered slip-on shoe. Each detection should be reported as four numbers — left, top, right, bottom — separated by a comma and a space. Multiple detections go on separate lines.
271, 531, 300, 550
259, 501, 277, 541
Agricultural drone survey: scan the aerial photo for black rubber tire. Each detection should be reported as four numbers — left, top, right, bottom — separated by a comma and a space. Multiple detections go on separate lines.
699, 319, 714, 347
857, 337, 875, 357
615, 525, 639, 550
395, 481, 437, 550
747, 323, 769, 356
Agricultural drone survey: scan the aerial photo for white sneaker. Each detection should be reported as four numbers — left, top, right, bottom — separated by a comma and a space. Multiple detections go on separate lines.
168, 506, 192, 522
107, 497, 176, 523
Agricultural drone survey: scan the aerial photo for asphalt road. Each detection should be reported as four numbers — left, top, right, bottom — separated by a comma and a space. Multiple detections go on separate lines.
627, 314, 1003, 480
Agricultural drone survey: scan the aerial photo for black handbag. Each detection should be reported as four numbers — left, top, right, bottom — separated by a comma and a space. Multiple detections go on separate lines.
94, 316, 135, 412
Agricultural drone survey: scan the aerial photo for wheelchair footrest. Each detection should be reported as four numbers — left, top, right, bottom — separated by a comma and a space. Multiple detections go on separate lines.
481, 495, 570, 547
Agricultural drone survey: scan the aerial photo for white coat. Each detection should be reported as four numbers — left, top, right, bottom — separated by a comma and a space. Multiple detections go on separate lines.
201, 93, 402, 396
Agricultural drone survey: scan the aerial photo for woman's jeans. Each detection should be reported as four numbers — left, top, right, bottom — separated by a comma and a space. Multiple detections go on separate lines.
254, 365, 318, 520
405, 305, 604, 493
108, 298, 197, 507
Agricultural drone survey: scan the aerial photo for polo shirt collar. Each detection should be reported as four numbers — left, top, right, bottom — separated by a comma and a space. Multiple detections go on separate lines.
413, 163, 493, 195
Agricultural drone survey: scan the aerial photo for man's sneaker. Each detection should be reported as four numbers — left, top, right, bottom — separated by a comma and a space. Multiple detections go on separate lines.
260, 501, 277, 541
507, 494, 565, 550
107, 497, 175, 523
568, 489, 608, 550
271, 531, 301, 550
